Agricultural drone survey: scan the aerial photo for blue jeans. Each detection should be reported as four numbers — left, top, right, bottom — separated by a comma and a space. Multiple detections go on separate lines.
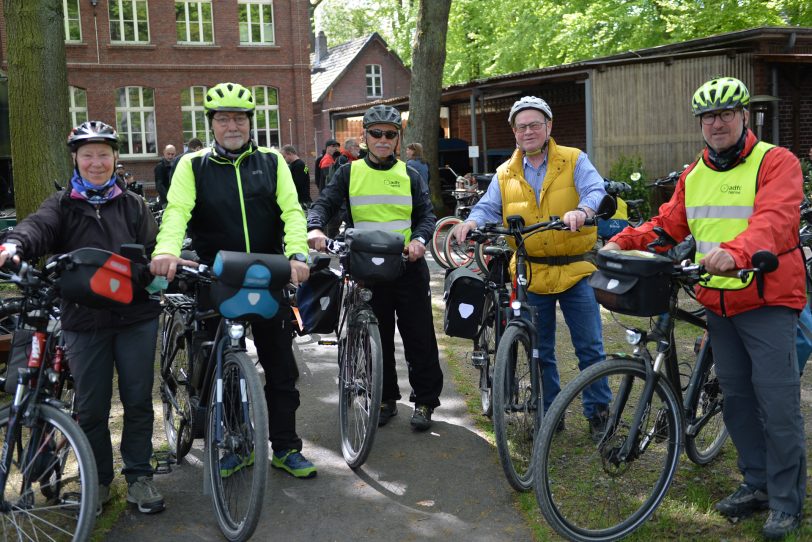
527, 277, 611, 418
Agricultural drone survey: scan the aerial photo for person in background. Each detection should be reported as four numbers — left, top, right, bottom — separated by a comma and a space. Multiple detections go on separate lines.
281, 144, 312, 208
154, 144, 177, 208
406, 142, 429, 190
115, 162, 127, 184
169, 138, 204, 183
0, 120, 164, 515
318, 139, 340, 192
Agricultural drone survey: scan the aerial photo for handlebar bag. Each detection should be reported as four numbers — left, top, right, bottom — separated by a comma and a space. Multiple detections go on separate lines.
296, 266, 341, 334
589, 249, 672, 316
443, 266, 486, 339
210, 251, 290, 320
58, 247, 147, 309
344, 228, 405, 284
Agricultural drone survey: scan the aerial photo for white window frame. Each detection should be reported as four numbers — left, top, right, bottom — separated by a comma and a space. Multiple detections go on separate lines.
175, 0, 214, 44
63, 0, 82, 43
109, 0, 150, 44
366, 64, 382, 98
116, 86, 157, 156
251, 86, 280, 148
238, 0, 275, 45
68, 86, 88, 128
181, 86, 212, 146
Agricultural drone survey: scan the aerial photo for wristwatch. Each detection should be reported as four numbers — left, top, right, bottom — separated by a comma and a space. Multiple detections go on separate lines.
289, 253, 308, 264
413, 236, 427, 246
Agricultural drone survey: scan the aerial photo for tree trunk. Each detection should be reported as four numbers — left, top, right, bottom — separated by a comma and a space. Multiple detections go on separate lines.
4, 0, 71, 221
404, 0, 452, 215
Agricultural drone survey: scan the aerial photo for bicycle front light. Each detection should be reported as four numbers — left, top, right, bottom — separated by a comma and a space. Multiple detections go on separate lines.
625, 329, 643, 345
228, 323, 245, 340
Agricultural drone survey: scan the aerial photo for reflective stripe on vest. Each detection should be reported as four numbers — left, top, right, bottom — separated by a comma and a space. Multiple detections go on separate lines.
684, 141, 772, 290
349, 159, 412, 242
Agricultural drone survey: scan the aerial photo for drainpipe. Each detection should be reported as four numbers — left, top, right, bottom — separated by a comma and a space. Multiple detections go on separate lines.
771, 68, 779, 146
470, 91, 479, 174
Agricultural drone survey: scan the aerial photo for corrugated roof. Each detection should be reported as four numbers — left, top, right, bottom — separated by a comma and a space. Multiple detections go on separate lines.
310, 33, 380, 103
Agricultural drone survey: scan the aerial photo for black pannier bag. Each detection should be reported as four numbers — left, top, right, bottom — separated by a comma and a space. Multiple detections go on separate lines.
58, 247, 148, 309
444, 266, 486, 339
296, 266, 341, 334
209, 251, 290, 320
344, 228, 405, 283
588, 249, 673, 317
4, 329, 33, 394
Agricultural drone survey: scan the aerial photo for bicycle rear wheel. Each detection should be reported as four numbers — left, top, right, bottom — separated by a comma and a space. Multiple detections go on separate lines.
161, 313, 194, 461
339, 310, 383, 468
205, 351, 269, 542
533, 358, 681, 542
0, 404, 98, 542
685, 344, 727, 465
492, 325, 539, 491
429, 216, 460, 269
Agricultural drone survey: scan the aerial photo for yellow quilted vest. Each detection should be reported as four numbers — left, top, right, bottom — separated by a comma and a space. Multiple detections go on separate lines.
497, 139, 597, 294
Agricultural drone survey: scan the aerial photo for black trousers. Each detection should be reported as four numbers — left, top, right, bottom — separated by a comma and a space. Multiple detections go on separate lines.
369, 258, 443, 408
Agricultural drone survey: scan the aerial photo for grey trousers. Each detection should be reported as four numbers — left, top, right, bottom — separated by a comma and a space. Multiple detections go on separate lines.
707, 305, 806, 515
64, 318, 158, 486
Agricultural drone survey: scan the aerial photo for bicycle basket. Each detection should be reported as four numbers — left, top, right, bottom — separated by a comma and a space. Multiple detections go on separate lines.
589, 250, 672, 316
209, 251, 290, 320
443, 266, 486, 339
58, 247, 147, 309
344, 228, 404, 283
296, 265, 341, 334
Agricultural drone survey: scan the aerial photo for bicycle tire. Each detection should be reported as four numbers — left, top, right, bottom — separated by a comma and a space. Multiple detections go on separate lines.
339, 310, 383, 468
0, 403, 98, 542
492, 325, 539, 491
429, 216, 460, 269
684, 347, 728, 465
205, 351, 269, 542
475, 295, 497, 417
444, 226, 478, 271
533, 357, 682, 542
161, 312, 194, 461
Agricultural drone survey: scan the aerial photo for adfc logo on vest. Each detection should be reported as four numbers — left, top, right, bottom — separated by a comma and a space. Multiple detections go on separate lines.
720, 183, 741, 195
384, 179, 401, 188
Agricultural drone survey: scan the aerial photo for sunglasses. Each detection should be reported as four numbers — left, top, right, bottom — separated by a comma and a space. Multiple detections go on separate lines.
367, 129, 399, 140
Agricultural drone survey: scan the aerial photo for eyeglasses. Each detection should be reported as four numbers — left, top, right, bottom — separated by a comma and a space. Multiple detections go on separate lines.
367, 129, 399, 140
699, 110, 738, 125
514, 121, 547, 133
212, 115, 250, 127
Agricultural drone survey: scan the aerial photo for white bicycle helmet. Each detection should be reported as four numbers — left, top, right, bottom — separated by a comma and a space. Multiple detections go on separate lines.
508, 96, 553, 125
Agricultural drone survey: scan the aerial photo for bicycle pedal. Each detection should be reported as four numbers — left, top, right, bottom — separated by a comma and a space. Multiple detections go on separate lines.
471, 351, 486, 367
151, 450, 176, 475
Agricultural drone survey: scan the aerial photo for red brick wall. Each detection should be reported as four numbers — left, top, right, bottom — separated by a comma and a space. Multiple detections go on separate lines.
0, 0, 313, 195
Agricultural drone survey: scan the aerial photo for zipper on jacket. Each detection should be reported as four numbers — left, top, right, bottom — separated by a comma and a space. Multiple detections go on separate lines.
94, 205, 101, 220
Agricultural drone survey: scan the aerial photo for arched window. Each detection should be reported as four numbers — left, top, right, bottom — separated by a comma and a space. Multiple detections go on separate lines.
68, 86, 88, 127
181, 86, 211, 146
251, 86, 280, 148
116, 86, 156, 155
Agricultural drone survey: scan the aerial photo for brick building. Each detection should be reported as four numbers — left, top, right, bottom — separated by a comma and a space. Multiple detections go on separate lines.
0, 0, 313, 193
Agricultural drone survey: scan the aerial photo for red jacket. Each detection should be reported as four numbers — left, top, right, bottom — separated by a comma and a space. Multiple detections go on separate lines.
610, 130, 805, 317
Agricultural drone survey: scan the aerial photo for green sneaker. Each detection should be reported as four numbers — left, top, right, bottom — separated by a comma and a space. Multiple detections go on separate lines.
219, 450, 255, 478
126, 476, 165, 514
271, 449, 317, 479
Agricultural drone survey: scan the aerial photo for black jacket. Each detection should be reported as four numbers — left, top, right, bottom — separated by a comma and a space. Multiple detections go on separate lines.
307, 155, 435, 243
288, 158, 311, 205
7, 181, 160, 331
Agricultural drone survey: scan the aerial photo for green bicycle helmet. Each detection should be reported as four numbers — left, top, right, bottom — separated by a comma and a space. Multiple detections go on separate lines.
362, 105, 402, 129
204, 82, 255, 115
691, 77, 750, 116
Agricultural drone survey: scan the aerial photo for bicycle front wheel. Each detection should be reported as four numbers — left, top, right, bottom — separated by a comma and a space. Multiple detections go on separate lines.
685, 344, 727, 465
533, 358, 682, 542
475, 295, 497, 417
339, 311, 383, 468
205, 351, 269, 542
492, 325, 539, 491
0, 403, 98, 542
161, 312, 194, 461
430, 216, 460, 269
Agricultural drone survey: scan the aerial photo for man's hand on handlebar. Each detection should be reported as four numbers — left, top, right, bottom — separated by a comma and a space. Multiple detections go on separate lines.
290, 260, 309, 286
700, 247, 736, 276
150, 253, 199, 282
563, 208, 592, 232
452, 220, 478, 245
307, 229, 327, 252
405, 239, 425, 262
0, 243, 21, 269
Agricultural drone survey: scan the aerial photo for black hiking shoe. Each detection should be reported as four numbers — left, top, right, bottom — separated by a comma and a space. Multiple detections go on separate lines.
588, 405, 609, 443
714, 483, 769, 518
378, 400, 398, 427
410, 405, 433, 431
762, 509, 801, 540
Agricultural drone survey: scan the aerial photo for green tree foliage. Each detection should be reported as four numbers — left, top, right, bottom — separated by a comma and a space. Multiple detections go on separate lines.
316, 0, 812, 85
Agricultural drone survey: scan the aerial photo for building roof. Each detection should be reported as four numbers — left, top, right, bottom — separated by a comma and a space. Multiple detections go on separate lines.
310, 32, 403, 103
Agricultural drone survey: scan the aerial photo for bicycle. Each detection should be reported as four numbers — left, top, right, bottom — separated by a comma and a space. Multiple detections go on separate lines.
531, 240, 775, 542
431, 166, 484, 269
0, 256, 97, 541
158, 251, 289, 541
473, 196, 616, 492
